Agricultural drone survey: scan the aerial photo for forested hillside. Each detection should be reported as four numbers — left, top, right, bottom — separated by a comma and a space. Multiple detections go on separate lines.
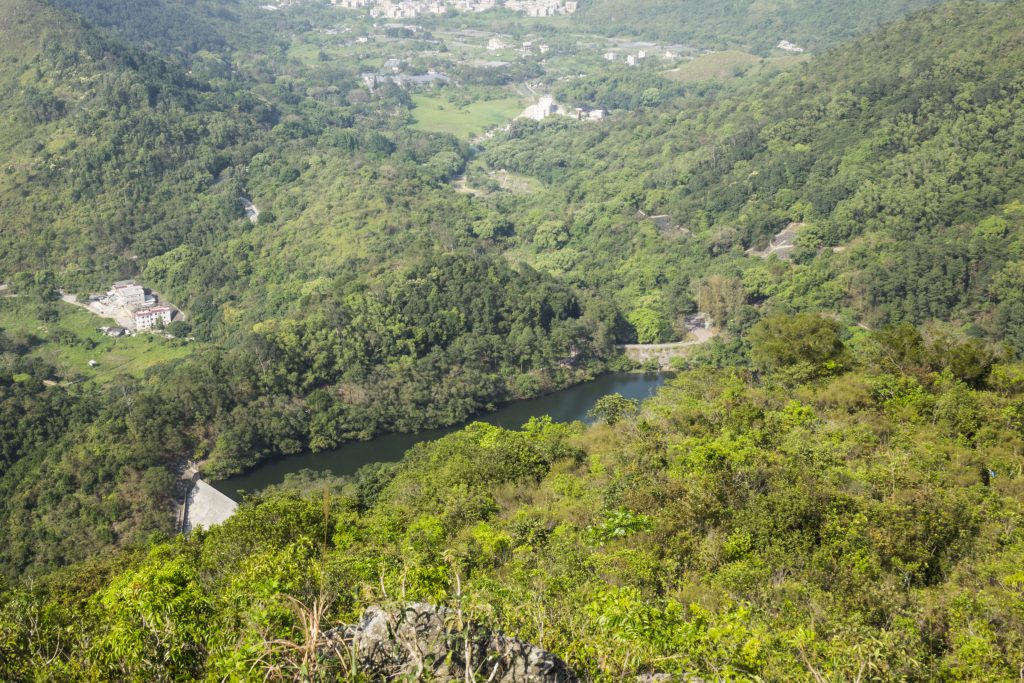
576, 0, 950, 52
482, 0, 1024, 349
0, 0, 270, 282
2, 317, 1022, 680
1, 0, 1024, 666
0, 0, 626, 576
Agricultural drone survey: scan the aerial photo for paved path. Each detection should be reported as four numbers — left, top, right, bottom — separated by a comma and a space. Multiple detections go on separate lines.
60, 292, 136, 329
747, 222, 803, 260
241, 197, 259, 224
619, 327, 718, 369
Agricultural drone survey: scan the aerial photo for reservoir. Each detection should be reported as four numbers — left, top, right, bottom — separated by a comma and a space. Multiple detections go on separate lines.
214, 372, 668, 501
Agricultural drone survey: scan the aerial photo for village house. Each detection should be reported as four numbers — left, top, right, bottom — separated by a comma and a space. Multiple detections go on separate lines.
572, 107, 605, 122
134, 306, 173, 331
106, 281, 148, 309
91, 280, 179, 333
777, 40, 805, 53
532, 95, 555, 120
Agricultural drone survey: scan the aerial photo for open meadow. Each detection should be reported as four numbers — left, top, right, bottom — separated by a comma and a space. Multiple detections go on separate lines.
1, 297, 194, 383
410, 93, 524, 138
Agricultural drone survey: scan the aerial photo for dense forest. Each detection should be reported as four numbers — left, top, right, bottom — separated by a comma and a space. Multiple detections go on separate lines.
1, 0, 1024, 677
2, 316, 1022, 680
482, 1, 1024, 349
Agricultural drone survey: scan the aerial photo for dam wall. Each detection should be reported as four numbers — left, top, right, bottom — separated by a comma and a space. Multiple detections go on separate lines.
183, 478, 237, 533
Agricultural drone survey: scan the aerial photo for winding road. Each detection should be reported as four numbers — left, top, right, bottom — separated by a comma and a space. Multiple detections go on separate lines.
619, 327, 718, 369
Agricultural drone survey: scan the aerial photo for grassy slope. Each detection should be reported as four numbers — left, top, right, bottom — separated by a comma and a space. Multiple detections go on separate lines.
662, 50, 808, 83
0, 297, 193, 383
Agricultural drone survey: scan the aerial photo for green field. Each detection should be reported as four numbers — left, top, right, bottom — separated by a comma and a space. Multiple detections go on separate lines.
1, 297, 195, 383
410, 94, 524, 138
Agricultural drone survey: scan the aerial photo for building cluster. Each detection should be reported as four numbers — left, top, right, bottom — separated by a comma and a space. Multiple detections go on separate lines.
103, 280, 173, 331
490, 39, 551, 54
604, 43, 688, 65
362, 69, 450, 89
450, 0, 497, 12
605, 49, 654, 66
604, 50, 647, 66
333, 0, 575, 17
521, 41, 550, 55
503, 0, 577, 16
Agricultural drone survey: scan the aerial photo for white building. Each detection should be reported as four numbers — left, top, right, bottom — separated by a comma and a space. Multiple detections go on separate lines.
533, 96, 555, 120
626, 54, 637, 66
603, 52, 616, 61
777, 40, 804, 53
107, 281, 147, 309
134, 306, 173, 331
342, 0, 568, 16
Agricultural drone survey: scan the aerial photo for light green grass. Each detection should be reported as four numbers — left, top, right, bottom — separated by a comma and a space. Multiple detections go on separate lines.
663, 50, 808, 83
1, 297, 195, 383
410, 94, 524, 138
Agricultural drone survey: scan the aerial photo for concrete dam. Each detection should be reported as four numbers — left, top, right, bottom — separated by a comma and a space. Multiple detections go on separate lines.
181, 477, 237, 533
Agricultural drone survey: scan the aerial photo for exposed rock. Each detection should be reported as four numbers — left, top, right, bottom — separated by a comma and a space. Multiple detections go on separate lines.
326, 603, 578, 682
745, 221, 804, 260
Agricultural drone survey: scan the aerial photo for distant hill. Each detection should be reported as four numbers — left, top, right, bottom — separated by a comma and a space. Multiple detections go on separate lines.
576, 0, 953, 52
3, 0, 1024, 573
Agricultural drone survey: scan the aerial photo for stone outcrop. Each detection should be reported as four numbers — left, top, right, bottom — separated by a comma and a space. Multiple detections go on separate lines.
326, 603, 578, 682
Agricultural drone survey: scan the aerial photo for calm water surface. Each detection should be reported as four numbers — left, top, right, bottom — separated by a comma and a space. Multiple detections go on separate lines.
214, 373, 668, 501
